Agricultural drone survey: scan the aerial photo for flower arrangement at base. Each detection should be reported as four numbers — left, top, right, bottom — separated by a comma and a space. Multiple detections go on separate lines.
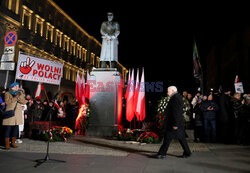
156, 97, 170, 130
42, 126, 73, 142
75, 103, 92, 135
113, 127, 159, 144
114, 127, 137, 141
136, 131, 160, 144
182, 96, 191, 128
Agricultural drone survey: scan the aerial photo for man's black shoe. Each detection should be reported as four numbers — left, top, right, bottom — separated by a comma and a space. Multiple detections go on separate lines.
155, 154, 166, 159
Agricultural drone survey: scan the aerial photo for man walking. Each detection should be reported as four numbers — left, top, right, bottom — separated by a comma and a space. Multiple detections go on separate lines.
156, 86, 191, 159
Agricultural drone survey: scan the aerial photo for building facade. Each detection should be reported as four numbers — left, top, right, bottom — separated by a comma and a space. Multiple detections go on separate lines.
0, 0, 128, 101
204, 28, 250, 93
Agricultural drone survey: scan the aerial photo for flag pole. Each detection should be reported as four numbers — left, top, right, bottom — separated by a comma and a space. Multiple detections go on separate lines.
200, 69, 204, 96
43, 84, 49, 102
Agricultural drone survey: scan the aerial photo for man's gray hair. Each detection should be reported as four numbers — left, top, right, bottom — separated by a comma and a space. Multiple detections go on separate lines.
168, 86, 178, 93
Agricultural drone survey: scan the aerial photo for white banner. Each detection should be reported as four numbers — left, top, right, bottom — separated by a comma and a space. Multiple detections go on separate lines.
15, 53, 63, 85
234, 82, 244, 93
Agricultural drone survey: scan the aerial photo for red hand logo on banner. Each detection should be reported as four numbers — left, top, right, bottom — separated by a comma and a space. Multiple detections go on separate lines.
19, 57, 35, 74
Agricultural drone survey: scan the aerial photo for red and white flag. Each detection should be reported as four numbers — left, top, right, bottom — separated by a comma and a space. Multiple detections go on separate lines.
125, 69, 131, 99
80, 70, 85, 104
235, 75, 239, 83
136, 68, 146, 121
35, 82, 44, 100
126, 68, 135, 122
134, 68, 140, 120
75, 71, 81, 101
54, 99, 59, 110
85, 69, 90, 100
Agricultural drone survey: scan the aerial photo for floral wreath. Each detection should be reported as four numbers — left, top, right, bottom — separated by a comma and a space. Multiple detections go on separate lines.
75, 103, 92, 135
42, 126, 73, 142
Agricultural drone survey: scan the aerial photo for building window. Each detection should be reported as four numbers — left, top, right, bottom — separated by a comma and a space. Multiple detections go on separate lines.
82, 48, 87, 62
96, 57, 100, 68
70, 40, 76, 56
67, 68, 71, 80
71, 69, 76, 82
91, 52, 95, 66
55, 29, 63, 47
76, 44, 81, 59
46, 22, 54, 43
35, 14, 45, 36
63, 35, 70, 52
21, 5, 33, 30
64, 66, 71, 80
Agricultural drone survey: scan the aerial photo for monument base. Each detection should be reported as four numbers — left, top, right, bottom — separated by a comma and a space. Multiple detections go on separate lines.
87, 68, 120, 137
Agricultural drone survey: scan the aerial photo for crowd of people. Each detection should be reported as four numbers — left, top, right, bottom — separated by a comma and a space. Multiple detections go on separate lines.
0, 83, 79, 149
182, 88, 250, 145
1, 81, 250, 151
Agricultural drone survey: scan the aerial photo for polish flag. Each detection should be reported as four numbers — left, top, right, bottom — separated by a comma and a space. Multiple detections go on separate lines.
35, 82, 44, 100
117, 74, 124, 125
136, 68, 146, 121
126, 68, 135, 122
85, 69, 90, 100
80, 70, 85, 104
134, 68, 140, 120
75, 71, 81, 101
235, 75, 239, 83
54, 100, 59, 110
125, 69, 131, 100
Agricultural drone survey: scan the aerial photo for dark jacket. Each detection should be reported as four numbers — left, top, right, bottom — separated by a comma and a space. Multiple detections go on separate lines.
31, 102, 44, 121
232, 99, 244, 119
201, 100, 219, 119
165, 93, 184, 130
193, 102, 203, 126
218, 94, 232, 122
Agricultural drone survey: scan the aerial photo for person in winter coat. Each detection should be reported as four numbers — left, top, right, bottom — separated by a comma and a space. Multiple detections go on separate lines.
232, 92, 245, 144
2, 82, 26, 149
201, 94, 219, 143
156, 86, 191, 159
193, 97, 204, 142
217, 89, 232, 144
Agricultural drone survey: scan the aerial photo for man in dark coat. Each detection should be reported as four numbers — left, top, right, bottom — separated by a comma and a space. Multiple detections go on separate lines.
201, 94, 219, 143
217, 89, 232, 143
156, 86, 191, 159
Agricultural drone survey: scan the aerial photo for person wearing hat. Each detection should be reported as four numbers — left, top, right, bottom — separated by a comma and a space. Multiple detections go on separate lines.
2, 82, 26, 150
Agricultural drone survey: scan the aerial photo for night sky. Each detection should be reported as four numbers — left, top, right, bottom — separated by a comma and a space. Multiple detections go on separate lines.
53, 1, 249, 101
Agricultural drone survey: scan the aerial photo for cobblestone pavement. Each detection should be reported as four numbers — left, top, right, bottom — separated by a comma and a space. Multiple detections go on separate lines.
1, 131, 250, 173
0, 135, 209, 157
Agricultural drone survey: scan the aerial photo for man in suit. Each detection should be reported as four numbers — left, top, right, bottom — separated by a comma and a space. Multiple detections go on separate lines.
156, 86, 191, 159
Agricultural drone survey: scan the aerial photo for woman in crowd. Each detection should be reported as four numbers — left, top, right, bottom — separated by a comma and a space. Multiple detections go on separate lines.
2, 82, 26, 150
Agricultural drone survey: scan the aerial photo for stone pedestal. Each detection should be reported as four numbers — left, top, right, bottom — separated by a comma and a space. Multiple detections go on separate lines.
87, 68, 120, 137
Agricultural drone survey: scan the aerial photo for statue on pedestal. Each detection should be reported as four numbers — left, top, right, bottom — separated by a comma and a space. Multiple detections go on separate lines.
100, 12, 120, 68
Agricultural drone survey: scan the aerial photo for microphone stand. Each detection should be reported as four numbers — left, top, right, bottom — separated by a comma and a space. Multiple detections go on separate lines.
34, 100, 66, 167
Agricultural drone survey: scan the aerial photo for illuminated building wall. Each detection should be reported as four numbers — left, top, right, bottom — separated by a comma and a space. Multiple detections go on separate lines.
0, 0, 128, 99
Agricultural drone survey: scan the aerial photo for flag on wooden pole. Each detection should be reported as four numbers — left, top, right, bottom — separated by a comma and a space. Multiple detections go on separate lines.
80, 70, 85, 104
75, 71, 81, 101
35, 82, 44, 100
126, 68, 135, 122
136, 68, 146, 121
85, 69, 90, 100
134, 68, 140, 120
125, 69, 131, 99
